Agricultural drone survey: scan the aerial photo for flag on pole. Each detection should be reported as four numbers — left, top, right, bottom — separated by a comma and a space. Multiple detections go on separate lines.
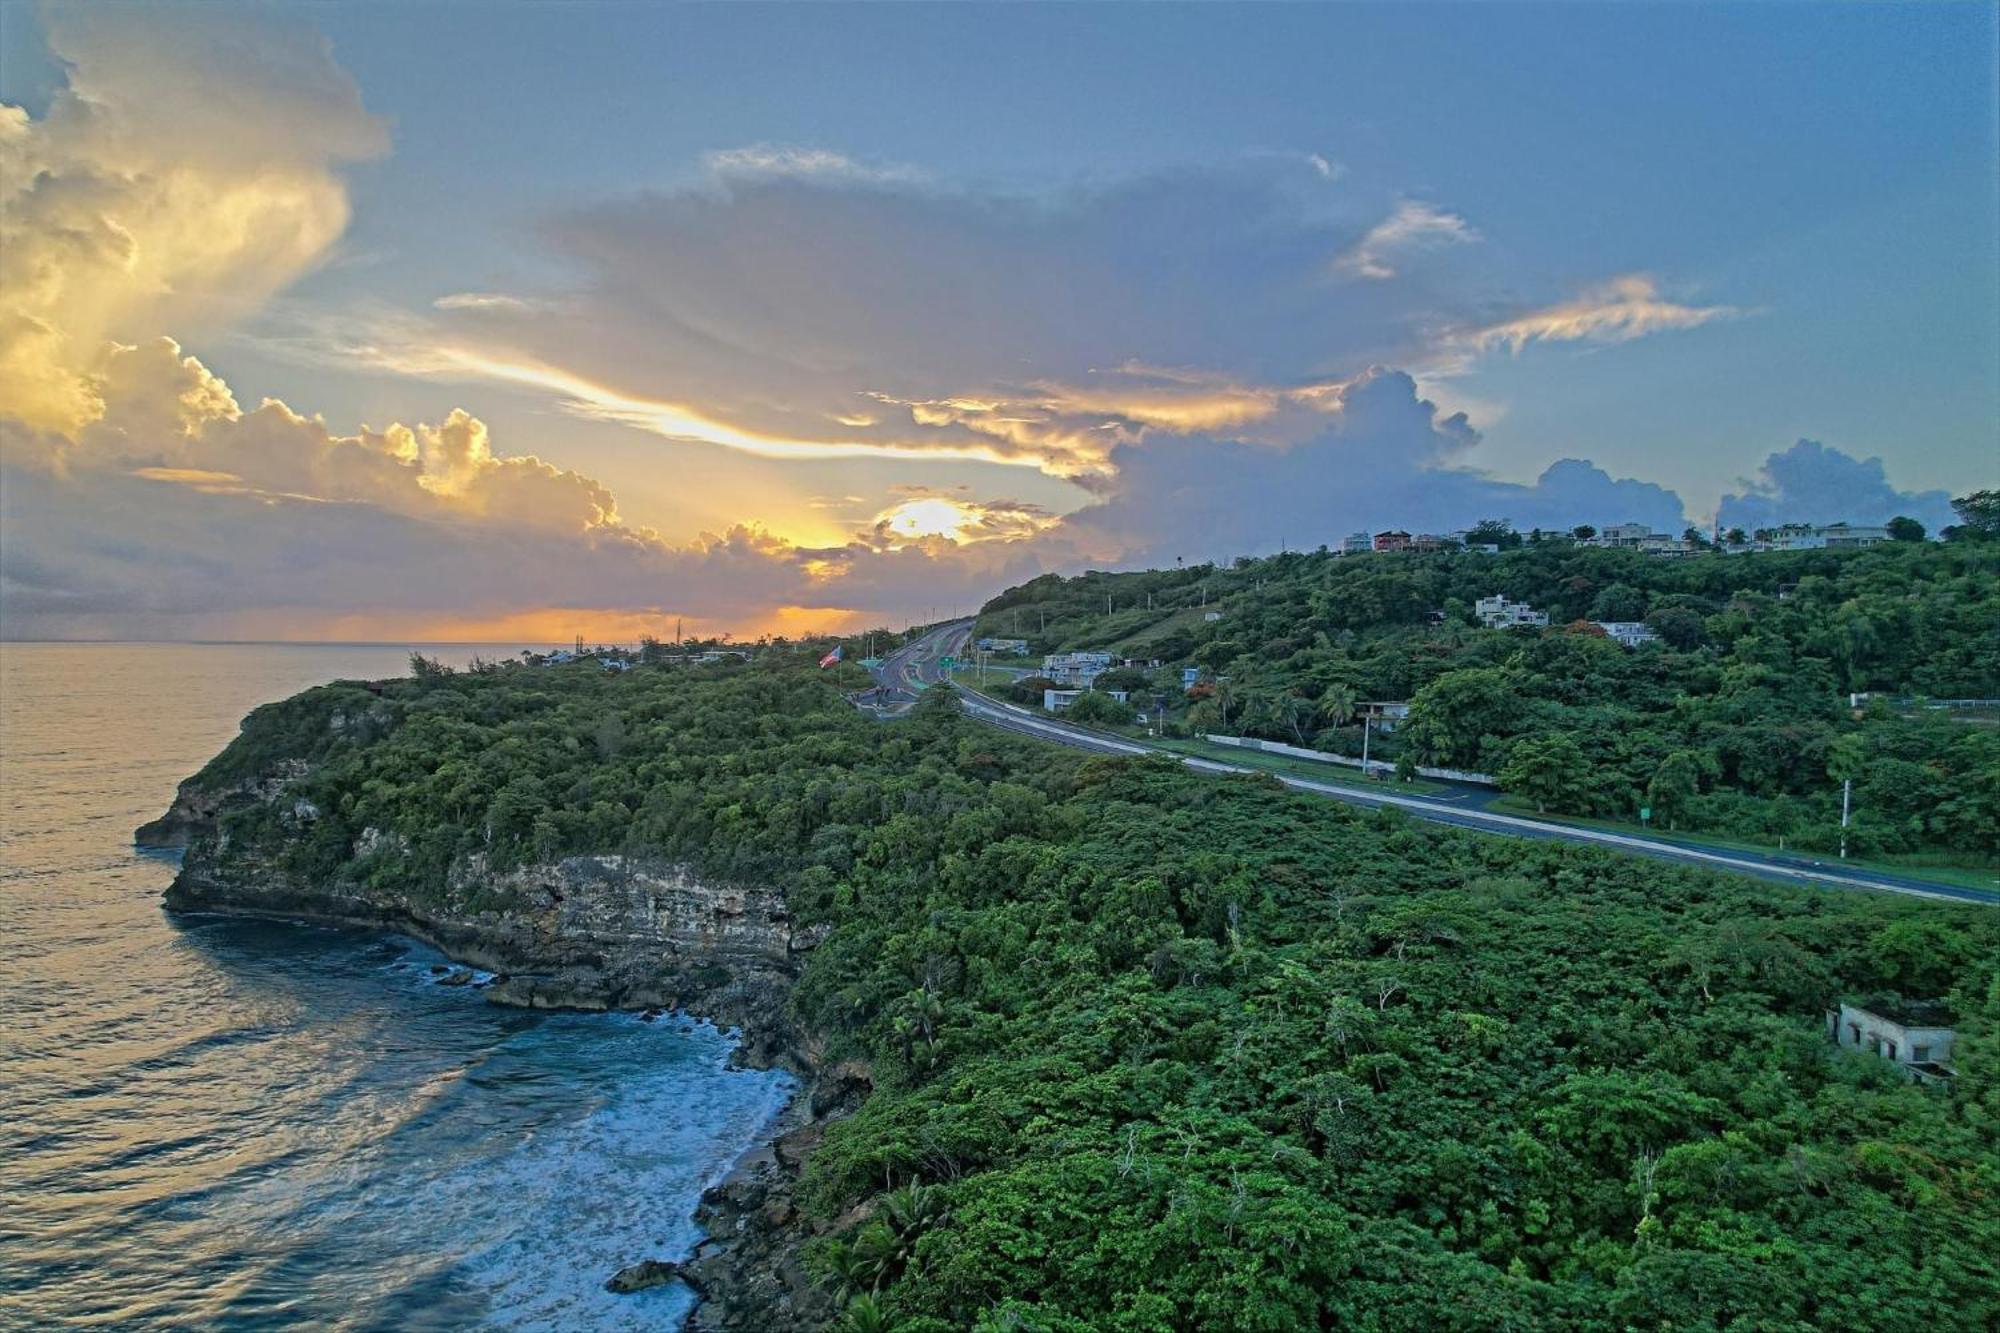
818, 645, 843, 668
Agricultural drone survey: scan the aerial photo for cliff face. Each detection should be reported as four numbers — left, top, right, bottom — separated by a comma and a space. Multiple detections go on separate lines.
142, 705, 848, 1328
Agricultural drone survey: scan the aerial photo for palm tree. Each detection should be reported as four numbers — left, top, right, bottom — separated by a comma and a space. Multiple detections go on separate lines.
835, 1293, 895, 1333
1317, 682, 1358, 729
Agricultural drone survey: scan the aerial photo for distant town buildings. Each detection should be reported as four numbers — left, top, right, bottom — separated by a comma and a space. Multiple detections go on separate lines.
1592, 621, 1659, 648
1319, 516, 1900, 560
1042, 650, 1115, 686
1476, 595, 1550, 629
976, 637, 1030, 654
1830, 1000, 1956, 1084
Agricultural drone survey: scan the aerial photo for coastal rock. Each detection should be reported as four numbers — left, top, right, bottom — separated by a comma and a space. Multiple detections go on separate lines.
145, 746, 842, 1330
605, 1258, 689, 1294
135, 761, 310, 848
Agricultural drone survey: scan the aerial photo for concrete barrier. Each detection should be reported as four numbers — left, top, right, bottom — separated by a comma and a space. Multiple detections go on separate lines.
1203, 734, 1496, 786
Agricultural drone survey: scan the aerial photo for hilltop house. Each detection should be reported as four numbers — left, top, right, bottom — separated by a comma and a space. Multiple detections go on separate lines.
1476, 595, 1549, 630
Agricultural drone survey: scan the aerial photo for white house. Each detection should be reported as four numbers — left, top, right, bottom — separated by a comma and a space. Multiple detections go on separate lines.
1475, 595, 1549, 630
1593, 621, 1659, 648
1764, 522, 1890, 551
1044, 687, 1129, 713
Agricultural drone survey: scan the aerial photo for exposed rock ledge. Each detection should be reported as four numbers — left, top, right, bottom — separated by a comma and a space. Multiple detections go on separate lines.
146, 798, 850, 1328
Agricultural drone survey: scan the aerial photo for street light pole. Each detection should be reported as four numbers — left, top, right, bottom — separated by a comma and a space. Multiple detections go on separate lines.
1360, 709, 1372, 777
1839, 778, 1852, 859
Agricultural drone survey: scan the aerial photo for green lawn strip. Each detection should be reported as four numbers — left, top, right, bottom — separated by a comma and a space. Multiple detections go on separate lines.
1151, 735, 1449, 796
1484, 796, 2000, 892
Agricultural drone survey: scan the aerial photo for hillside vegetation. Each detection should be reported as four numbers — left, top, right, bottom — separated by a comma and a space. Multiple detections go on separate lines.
974, 540, 2000, 866
187, 657, 2000, 1330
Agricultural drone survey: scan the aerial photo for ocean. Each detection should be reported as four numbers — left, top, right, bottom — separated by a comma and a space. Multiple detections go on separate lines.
0, 643, 793, 1331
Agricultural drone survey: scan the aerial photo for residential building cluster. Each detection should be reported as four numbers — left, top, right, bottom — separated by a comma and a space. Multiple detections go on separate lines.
1041, 650, 1115, 686
975, 637, 1031, 654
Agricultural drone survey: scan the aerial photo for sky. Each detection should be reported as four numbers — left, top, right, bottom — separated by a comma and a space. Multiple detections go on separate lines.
1, 1, 1993, 642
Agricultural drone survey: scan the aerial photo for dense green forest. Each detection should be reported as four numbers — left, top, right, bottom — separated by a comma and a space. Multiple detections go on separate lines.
196, 657, 2000, 1330
972, 537, 2000, 866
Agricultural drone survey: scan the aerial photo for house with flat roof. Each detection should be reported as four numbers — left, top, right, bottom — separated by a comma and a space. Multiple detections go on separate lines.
1475, 595, 1549, 630
1041, 651, 1114, 686
1829, 999, 1956, 1084
1593, 621, 1659, 648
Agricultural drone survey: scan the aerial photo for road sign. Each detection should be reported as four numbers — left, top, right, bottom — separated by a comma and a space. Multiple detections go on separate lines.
940, 655, 958, 669
1639, 806, 1652, 823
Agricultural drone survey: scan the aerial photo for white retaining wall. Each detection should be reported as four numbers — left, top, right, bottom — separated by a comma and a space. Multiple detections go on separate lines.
1203, 734, 1496, 786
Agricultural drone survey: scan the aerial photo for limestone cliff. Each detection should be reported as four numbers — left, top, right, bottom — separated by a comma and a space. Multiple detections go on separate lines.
142, 737, 847, 1328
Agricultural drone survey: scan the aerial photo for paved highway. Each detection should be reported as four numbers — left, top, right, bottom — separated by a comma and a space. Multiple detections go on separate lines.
868, 620, 1998, 906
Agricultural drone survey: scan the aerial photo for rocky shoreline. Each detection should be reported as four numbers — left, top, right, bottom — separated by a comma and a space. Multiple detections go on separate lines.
142, 778, 853, 1330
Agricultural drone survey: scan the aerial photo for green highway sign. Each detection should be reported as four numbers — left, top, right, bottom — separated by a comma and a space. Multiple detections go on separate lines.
1639, 807, 1651, 822
940, 655, 958, 669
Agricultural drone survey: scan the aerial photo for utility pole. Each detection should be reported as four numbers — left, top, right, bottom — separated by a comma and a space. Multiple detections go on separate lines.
1839, 778, 1852, 859
1360, 708, 1372, 777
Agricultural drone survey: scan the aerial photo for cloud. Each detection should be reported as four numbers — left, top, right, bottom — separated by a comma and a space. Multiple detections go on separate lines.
0, 338, 1055, 639
1718, 439, 1959, 533
1060, 368, 1690, 564
0, 6, 385, 435
1446, 274, 1737, 362
702, 143, 922, 185
1334, 200, 1478, 280
343, 159, 1732, 482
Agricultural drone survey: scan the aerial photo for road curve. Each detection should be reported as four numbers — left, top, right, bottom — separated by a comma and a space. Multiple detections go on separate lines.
869, 620, 1997, 906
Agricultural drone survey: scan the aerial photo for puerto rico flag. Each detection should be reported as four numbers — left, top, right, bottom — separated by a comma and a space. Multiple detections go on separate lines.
818, 645, 843, 668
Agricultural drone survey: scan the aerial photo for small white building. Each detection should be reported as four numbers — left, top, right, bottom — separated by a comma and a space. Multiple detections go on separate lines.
1592, 522, 1658, 548
1475, 595, 1549, 630
1044, 687, 1129, 713
1339, 532, 1373, 555
1593, 621, 1659, 648
1830, 1001, 1956, 1083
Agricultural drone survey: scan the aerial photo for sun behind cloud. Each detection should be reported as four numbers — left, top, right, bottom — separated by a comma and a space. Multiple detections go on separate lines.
879, 496, 975, 541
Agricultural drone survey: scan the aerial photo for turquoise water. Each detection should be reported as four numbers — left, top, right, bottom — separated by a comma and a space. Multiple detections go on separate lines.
0, 644, 793, 1331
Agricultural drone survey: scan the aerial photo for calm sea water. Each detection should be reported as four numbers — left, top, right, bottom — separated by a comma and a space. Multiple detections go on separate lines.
0, 644, 793, 1332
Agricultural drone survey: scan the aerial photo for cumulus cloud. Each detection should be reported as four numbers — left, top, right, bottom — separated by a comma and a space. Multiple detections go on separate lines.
1718, 439, 1959, 533
0, 6, 385, 435
1062, 369, 1689, 564
1333, 200, 1478, 280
